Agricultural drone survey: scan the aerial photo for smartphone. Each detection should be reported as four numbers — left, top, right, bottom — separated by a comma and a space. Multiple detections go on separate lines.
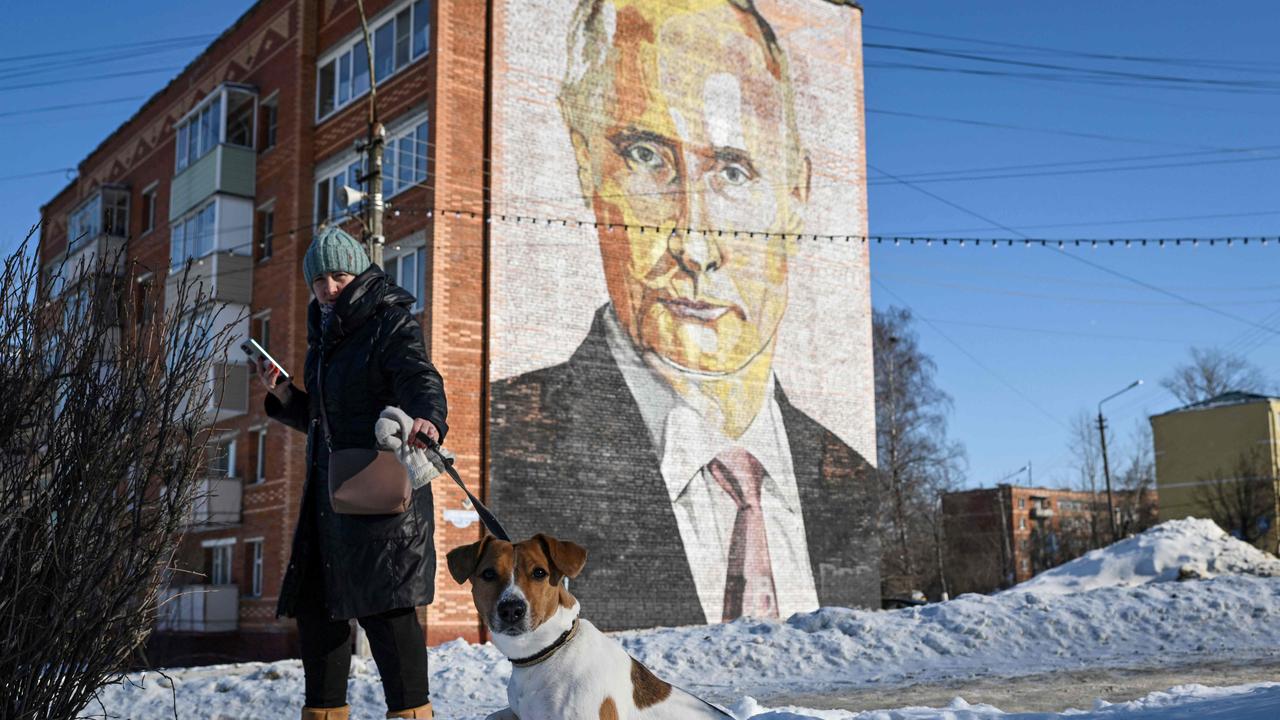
240, 338, 291, 384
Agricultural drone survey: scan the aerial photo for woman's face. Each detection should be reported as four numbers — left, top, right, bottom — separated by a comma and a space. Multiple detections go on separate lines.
312, 271, 355, 306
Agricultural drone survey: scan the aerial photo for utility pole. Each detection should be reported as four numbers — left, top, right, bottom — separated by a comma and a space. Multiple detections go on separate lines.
355, 0, 385, 267
1096, 379, 1142, 545
1096, 412, 1117, 542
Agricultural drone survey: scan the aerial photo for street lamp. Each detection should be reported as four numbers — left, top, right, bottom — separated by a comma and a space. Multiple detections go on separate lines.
1097, 379, 1143, 542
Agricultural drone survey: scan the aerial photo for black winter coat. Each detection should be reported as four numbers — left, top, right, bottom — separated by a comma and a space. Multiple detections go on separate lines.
265, 266, 447, 620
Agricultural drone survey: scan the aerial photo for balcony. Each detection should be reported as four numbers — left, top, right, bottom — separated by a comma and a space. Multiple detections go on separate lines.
1031, 505, 1055, 519
156, 584, 239, 633
164, 251, 254, 316
170, 144, 256, 221
186, 474, 243, 529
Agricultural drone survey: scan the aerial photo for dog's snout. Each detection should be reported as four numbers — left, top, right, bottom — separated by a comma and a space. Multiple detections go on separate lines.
497, 599, 527, 624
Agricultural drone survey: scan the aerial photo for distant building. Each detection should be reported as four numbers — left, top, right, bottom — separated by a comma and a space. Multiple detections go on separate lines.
942, 484, 1157, 596
1150, 392, 1280, 553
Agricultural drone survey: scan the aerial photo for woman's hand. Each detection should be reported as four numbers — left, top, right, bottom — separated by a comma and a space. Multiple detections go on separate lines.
409, 418, 439, 448
254, 358, 288, 399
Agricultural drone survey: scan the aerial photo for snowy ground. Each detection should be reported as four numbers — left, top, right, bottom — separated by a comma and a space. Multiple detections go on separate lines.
86, 520, 1280, 719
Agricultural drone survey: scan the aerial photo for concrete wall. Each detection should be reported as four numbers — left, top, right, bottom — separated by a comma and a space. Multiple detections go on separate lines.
1152, 398, 1280, 551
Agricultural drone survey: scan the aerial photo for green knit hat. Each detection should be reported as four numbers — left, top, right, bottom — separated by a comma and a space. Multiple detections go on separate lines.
304, 226, 370, 286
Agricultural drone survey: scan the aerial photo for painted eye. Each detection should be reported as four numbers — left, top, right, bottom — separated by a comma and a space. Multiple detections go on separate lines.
721, 164, 751, 186
531, 568, 549, 580
480, 568, 497, 581
624, 143, 664, 170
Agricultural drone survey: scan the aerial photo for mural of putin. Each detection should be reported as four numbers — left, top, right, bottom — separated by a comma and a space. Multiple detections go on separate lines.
490, 0, 879, 631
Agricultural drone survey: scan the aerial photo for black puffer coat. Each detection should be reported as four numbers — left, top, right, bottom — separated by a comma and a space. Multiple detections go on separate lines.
266, 266, 447, 620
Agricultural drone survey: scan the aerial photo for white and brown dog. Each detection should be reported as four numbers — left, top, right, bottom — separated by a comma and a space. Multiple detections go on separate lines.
447, 534, 734, 720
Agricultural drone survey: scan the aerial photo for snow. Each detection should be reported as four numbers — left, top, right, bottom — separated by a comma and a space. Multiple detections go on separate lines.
85, 519, 1280, 719
1011, 518, 1280, 597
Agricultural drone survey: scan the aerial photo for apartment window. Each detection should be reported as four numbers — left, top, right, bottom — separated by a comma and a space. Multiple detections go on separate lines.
253, 427, 268, 484
67, 187, 129, 251
140, 185, 157, 235
175, 85, 257, 171
1017, 498, 1025, 509
245, 539, 264, 597
135, 275, 156, 326
315, 0, 430, 121
260, 97, 278, 152
315, 158, 366, 224
169, 201, 217, 268
257, 206, 275, 261
1019, 517, 1027, 530
384, 241, 427, 313
208, 438, 236, 478
383, 117, 428, 197
206, 542, 233, 585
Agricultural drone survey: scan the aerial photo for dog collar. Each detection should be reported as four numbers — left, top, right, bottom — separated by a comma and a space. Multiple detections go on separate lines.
509, 618, 580, 668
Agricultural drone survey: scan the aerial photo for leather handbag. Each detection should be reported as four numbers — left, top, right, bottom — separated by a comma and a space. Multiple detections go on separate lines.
316, 360, 411, 515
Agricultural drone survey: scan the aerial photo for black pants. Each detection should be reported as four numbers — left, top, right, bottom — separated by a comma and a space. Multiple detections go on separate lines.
296, 605, 431, 710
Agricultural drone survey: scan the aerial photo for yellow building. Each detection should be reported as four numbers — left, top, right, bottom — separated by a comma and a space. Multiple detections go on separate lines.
1150, 392, 1280, 553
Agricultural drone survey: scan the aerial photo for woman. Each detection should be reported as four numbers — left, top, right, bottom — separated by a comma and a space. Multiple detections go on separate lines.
257, 226, 446, 720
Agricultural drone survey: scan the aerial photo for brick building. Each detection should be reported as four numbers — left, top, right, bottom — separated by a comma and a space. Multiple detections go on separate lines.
38, 0, 874, 664
942, 484, 1158, 596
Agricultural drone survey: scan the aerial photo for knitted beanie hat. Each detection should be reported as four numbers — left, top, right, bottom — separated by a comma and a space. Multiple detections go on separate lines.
304, 225, 371, 286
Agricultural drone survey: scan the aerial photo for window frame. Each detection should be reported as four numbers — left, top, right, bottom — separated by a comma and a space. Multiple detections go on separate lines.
246, 539, 264, 597
139, 182, 158, 236
256, 201, 275, 262
382, 235, 428, 313
169, 199, 219, 269
259, 92, 279, 153
253, 426, 268, 484
314, 0, 431, 122
174, 84, 257, 172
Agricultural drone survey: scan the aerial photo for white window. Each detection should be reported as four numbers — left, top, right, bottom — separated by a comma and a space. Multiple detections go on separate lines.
67, 188, 129, 251
169, 200, 217, 268
246, 539, 264, 597
140, 184, 158, 235
383, 240, 427, 313
316, 0, 431, 121
209, 438, 236, 478
202, 540, 234, 585
314, 158, 366, 224
254, 427, 268, 484
1019, 517, 1027, 530
313, 113, 427, 223
175, 85, 257, 172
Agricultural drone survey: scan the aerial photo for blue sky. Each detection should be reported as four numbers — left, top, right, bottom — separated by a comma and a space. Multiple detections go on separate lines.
2, 1, 1277, 489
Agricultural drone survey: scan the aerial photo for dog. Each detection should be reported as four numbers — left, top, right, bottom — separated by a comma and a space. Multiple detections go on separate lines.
447, 534, 735, 720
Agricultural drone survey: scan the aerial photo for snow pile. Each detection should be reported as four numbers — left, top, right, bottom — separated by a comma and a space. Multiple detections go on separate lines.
737, 682, 1280, 719
1013, 518, 1280, 597
90, 575, 1280, 719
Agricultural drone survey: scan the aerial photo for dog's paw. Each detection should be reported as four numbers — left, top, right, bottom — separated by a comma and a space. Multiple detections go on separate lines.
484, 709, 519, 720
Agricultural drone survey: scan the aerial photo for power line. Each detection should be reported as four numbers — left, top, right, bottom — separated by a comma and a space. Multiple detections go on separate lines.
867, 163, 1280, 340
879, 209, 1280, 236
865, 42, 1280, 92
863, 24, 1280, 74
0, 168, 74, 183
866, 108, 1217, 149
864, 61, 1280, 96
0, 66, 182, 94
0, 96, 150, 120
0, 34, 216, 65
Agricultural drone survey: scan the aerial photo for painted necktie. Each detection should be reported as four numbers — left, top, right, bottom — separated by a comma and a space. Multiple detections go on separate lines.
708, 447, 779, 622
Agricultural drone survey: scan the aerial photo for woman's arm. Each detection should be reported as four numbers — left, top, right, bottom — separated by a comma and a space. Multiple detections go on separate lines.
378, 308, 449, 442
255, 357, 312, 434
264, 382, 313, 434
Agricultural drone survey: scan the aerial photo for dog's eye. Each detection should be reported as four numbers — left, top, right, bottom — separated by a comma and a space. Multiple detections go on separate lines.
531, 568, 548, 580
480, 568, 498, 582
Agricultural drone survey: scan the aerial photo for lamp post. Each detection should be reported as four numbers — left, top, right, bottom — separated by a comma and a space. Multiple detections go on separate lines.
1097, 380, 1143, 542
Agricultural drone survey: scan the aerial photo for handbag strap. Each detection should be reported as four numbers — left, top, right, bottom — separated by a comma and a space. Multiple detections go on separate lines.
417, 432, 511, 542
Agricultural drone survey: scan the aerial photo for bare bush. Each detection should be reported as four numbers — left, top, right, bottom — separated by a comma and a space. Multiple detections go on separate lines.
0, 230, 236, 720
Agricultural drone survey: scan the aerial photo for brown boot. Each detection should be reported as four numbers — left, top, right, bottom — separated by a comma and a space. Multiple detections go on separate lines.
385, 703, 433, 719
301, 706, 349, 720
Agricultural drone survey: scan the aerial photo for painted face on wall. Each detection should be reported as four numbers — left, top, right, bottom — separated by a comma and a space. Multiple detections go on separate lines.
566, 0, 809, 375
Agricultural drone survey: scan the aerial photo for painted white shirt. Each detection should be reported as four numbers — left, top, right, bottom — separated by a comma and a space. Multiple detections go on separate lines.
602, 307, 820, 623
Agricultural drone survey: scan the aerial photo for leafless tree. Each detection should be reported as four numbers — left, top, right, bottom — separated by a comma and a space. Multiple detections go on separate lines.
0, 231, 235, 720
1067, 410, 1108, 548
1160, 346, 1271, 405
1194, 449, 1276, 550
1114, 421, 1159, 538
873, 307, 966, 600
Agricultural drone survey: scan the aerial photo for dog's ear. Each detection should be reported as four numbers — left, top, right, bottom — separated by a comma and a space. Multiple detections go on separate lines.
446, 535, 492, 584
534, 533, 587, 580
